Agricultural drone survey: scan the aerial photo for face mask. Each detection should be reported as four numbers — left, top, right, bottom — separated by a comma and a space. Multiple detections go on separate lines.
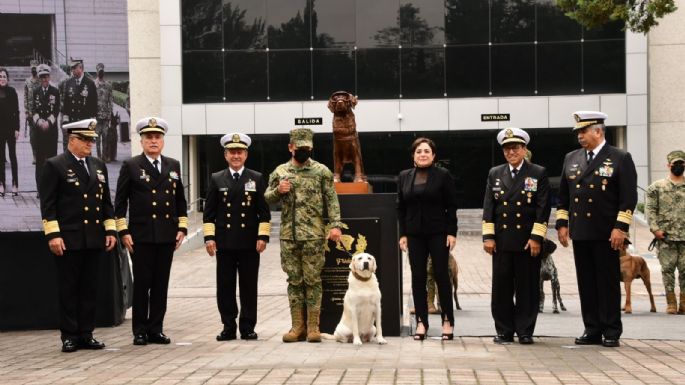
671, 163, 685, 177
293, 148, 311, 164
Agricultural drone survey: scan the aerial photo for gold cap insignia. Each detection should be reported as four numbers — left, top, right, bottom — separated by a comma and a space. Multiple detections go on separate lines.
149, 118, 157, 128
505, 128, 513, 138
88, 121, 97, 130
232, 134, 240, 143
573, 114, 581, 122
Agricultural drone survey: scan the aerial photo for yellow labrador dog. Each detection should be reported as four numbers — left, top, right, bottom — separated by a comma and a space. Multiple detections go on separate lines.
324, 253, 387, 345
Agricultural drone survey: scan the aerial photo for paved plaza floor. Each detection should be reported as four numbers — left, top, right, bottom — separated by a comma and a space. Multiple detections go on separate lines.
1, 212, 684, 384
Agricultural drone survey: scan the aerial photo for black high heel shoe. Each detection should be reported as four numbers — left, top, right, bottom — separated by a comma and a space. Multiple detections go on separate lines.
442, 320, 454, 340
414, 322, 427, 341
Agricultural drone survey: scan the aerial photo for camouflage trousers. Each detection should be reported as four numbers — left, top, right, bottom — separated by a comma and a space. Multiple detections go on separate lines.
95, 119, 109, 160
657, 240, 685, 292
281, 239, 325, 312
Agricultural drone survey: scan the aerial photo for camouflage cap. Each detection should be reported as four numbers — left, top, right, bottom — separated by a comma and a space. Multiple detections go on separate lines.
96, 63, 105, 71
30, 60, 39, 68
290, 128, 314, 148
667, 150, 685, 164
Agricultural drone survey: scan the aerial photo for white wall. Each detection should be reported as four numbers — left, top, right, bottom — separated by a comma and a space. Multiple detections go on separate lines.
648, 0, 685, 184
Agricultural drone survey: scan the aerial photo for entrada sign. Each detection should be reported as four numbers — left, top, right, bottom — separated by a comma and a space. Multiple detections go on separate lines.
481, 114, 510, 122
295, 117, 323, 125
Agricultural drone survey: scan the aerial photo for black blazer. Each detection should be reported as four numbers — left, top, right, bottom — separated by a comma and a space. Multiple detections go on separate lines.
556, 144, 637, 241
114, 154, 188, 244
32, 85, 60, 129
0, 86, 20, 138
203, 168, 271, 250
397, 165, 458, 237
482, 161, 551, 251
61, 76, 97, 122
39, 152, 116, 250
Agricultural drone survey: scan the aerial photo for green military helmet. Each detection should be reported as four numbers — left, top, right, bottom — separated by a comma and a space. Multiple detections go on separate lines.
667, 150, 685, 165
290, 127, 314, 148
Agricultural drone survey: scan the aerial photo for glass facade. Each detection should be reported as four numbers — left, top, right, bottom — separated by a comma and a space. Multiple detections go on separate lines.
181, 0, 625, 103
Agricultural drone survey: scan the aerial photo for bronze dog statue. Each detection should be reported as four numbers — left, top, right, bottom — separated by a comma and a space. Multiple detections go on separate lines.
328, 91, 365, 183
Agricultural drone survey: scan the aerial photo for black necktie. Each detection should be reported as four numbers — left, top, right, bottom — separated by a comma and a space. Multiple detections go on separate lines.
511, 168, 518, 179
233, 172, 240, 181
76, 79, 80, 86
151, 159, 160, 177
78, 159, 89, 176
587, 151, 594, 163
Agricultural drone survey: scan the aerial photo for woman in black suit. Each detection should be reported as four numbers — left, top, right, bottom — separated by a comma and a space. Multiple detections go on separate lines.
397, 137, 458, 340
0, 67, 21, 197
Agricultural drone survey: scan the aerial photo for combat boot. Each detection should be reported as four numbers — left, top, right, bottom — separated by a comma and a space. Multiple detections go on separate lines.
666, 292, 677, 314
282, 307, 307, 342
306, 308, 321, 342
679, 293, 685, 315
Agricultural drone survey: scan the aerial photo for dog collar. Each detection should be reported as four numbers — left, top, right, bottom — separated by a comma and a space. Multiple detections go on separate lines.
352, 271, 372, 282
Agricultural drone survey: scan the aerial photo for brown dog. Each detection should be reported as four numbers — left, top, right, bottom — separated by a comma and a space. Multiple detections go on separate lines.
620, 245, 657, 313
327, 91, 365, 183
429, 252, 461, 312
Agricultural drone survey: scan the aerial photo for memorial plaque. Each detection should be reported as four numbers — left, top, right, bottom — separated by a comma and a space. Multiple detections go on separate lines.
320, 217, 381, 333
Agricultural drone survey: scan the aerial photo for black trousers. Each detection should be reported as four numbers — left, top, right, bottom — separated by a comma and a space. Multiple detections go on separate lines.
131, 242, 175, 335
216, 249, 260, 334
0, 134, 18, 188
491, 250, 541, 337
572, 240, 622, 339
34, 126, 58, 188
407, 233, 454, 329
53, 249, 102, 341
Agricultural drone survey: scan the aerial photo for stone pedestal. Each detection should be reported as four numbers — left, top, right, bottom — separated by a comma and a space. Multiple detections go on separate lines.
334, 181, 372, 194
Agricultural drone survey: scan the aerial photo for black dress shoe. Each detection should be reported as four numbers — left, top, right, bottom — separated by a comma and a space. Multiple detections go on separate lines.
241, 331, 258, 340
519, 335, 534, 345
574, 334, 602, 345
80, 337, 105, 349
602, 338, 620, 347
133, 334, 147, 345
216, 330, 237, 341
493, 334, 514, 344
147, 332, 171, 344
61, 339, 79, 353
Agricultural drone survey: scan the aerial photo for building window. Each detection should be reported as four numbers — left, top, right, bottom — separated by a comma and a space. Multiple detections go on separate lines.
181, 0, 626, 103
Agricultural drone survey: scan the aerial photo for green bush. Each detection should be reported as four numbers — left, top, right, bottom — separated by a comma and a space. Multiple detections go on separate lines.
113, 90, 128, 108
636, 202, 644, 213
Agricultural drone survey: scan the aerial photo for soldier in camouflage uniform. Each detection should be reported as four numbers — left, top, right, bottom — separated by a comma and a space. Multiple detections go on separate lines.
264, 128, 343, 343
645, 150, 685, 314
94, 63, 113, 161
24, 60, 40, 163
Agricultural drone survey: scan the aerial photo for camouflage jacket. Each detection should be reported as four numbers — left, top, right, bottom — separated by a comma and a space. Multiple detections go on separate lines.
24, 77, 40, 114
265, 158, 342, 241
645, 178, 685, 240
95, 79, 113, 120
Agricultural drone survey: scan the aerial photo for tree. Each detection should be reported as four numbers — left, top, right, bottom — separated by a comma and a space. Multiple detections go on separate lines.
556, 0, 678, 33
